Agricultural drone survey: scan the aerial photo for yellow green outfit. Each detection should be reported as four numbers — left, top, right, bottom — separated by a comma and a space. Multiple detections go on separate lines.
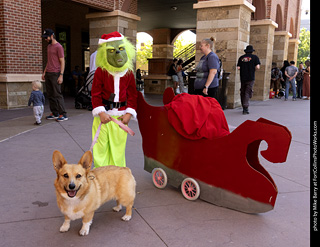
92, 116, 128, 167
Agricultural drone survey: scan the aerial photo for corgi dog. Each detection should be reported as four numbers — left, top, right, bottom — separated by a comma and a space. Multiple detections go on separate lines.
52, 150, 136, 236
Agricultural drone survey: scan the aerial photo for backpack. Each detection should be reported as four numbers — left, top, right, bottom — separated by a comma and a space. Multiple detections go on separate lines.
296, 69, 304, 81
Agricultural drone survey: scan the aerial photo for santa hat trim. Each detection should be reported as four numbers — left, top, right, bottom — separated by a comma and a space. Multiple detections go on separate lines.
98, 32, 124, 45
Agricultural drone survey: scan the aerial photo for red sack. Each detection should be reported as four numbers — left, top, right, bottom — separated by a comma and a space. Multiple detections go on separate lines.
165, 93, 230, 140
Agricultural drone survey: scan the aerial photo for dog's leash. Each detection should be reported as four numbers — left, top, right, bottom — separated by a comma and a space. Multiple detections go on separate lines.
89, 117, 135, 152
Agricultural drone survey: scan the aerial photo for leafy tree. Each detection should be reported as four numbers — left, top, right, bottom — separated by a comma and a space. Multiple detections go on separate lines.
297, 28, 310, 64
173, 37, 196, 65
174, 38, 188, 57
136, 40, 152, 69
174, 38, 194, 58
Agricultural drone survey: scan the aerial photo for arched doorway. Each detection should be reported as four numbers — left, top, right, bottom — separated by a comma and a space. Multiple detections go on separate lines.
173, 30, 196, 72
136, 32, 153, 74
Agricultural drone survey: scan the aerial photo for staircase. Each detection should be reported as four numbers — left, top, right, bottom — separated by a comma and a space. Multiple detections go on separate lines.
174, 43, 196, 72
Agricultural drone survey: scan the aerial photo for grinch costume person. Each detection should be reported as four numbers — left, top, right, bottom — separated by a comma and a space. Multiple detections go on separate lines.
91, 32, 137, 167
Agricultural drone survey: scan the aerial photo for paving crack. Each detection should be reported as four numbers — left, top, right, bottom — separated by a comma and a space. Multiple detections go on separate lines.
134, 208, 169, 247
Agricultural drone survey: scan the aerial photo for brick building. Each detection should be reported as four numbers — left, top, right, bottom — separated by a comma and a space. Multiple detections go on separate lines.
0, 0, 139, 109
0, 0, 302, 109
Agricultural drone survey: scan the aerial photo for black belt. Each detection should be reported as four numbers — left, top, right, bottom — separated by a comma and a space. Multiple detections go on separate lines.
103, 100, 127, 110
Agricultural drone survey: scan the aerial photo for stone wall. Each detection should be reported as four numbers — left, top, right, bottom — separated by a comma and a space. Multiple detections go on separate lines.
86, 10, 140, 54
273, 31, 292, 67
250, 19, 277, 101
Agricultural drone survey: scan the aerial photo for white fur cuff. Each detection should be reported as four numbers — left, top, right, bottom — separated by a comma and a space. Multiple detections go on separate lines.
125, 107, 137, 119
92, 106, 106, 117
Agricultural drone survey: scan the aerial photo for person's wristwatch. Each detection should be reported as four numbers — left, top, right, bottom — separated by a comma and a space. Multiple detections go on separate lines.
204, 85, 209, 89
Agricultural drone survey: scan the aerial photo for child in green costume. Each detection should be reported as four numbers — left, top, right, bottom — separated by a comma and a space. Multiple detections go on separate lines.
91, 32, 137, 167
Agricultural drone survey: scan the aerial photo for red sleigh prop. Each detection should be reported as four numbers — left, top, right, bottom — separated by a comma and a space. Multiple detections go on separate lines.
137, 88, 292, 213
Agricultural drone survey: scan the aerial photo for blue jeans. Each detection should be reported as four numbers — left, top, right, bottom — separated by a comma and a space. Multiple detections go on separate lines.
285, 79, 296, 99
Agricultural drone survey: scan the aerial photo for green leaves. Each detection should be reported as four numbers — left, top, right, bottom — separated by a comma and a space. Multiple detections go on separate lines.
298, 28, 310, 64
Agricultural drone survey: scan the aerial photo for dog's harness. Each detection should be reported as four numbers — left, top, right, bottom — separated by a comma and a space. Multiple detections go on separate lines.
89, 117, 135, 152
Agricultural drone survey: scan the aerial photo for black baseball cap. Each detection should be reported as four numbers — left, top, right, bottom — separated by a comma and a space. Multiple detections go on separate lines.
42, 28, 54, 38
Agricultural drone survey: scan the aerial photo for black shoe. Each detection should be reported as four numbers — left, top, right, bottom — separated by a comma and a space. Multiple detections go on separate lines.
34, 122, 42, 125
243, 108, 249, 115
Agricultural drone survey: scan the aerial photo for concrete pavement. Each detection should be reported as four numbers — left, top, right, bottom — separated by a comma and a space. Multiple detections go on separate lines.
0, 94, 310, 247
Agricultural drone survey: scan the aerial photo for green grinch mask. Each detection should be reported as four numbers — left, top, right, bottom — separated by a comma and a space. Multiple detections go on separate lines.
96, 37, 135, 73
106, 40, 128, 67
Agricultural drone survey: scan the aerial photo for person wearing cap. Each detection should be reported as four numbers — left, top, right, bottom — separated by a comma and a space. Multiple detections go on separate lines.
91, 31, 137, 168
237, 45, 260, 114
41, 28, 68, 121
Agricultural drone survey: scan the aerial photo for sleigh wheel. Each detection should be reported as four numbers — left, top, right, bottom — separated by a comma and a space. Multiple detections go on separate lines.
152, 168, 167, 189
181, 178, 200, 201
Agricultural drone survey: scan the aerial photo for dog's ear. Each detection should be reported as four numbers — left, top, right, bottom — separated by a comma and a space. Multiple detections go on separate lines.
52, 150, 67, 171
79, 151, 92, 171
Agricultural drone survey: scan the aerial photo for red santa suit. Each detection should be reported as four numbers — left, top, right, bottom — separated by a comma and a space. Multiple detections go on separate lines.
91, 67, 137, 118
91, 67, 137, 168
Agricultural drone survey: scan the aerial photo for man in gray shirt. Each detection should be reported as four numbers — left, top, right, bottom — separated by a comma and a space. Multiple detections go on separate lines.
284, 61, 298, 101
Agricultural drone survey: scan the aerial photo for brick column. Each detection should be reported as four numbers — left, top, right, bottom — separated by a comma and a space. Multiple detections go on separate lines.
273, 31, 292, 68
194, 0, 255, 109
250, 19, 278, 101
152, 44, 174, 59
86, 10, 140, 53
150, 28, 174, 59
144, 28, 174, 94
287, 39, 300, 64
0, 0, 42, 109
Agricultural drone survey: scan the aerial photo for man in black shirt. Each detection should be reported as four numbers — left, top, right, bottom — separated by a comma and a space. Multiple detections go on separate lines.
237, 45, 260, 114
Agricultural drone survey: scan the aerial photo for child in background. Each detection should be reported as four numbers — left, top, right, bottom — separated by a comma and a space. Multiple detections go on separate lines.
28, 80, 45, 125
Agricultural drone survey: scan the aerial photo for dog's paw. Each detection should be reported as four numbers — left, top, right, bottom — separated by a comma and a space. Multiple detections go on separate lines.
122, 215, 132, 221
79, 221, 92, 236
79, 226, 90, 236
60, 222, 70, 232
79, 228, 90, 236
113, 205, 122, 212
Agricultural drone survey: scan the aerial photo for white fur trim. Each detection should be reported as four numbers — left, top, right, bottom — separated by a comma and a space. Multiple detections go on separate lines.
92, 106, 106, 117
93, 109, 126, 117
92, 108, 137, 119
125, 107, 137, 119
114, 75, 120, 102
109, 69, 128, 103
98, 35, 124, 45
109, 69, 128, 77
106, 109, 124, 116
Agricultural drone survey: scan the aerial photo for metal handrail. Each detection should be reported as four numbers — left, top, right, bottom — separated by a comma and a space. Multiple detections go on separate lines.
174, 43, 196, 61
174, 43, 196, 71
